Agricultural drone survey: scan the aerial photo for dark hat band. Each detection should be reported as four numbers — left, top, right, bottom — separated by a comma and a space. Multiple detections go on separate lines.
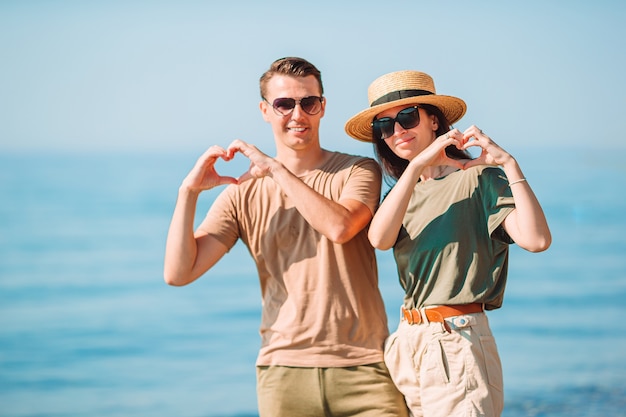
370, 89, 433, 107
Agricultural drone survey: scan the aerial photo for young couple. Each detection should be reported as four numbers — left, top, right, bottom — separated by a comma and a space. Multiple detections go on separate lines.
164, 57, 551, 417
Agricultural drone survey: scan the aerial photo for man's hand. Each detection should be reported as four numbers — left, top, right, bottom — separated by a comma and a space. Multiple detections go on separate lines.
227, 139, 280, 182
181, 145, 240, 192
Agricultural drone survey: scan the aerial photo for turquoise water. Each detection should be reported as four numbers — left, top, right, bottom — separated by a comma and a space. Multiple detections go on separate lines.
1, 148, 625, 416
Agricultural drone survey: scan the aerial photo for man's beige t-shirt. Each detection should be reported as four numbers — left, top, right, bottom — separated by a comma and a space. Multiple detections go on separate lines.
201, 152, 388, 367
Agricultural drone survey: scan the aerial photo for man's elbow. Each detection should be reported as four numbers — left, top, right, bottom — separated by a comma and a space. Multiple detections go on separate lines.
326, 221, 363, 244
327, 232, 350, 244
163, 269, 193, 287
164, 274, 181, 287
327, 210, 373, 244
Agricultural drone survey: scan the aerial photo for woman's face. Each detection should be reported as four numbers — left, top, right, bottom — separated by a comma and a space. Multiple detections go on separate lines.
374, 104, 438, 160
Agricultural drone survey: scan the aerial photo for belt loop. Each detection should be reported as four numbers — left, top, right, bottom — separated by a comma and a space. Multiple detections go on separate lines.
401, 306, 412, 324
419, 308, 429, 324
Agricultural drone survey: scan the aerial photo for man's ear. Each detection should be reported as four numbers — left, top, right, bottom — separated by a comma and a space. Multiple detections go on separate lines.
260, 100, 271, 122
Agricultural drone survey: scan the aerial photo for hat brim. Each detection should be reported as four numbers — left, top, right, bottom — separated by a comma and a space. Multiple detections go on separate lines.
345, 95, 467, 142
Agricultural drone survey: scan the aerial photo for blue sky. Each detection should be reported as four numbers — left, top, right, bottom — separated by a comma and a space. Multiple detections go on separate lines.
1, 0, 625, 156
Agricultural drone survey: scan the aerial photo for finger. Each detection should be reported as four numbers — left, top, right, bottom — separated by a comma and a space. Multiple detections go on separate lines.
446, 128, 461, 139
227, 139, 249, 154
441, 131, 460, 145
462, 125, 483, 140
463, 124, 480, 134
225, 147, 238, 160
217, 175, 239, 185
232, 140, 255, 151
209, 145, 230, 156
237, 170, 254, 183
445, 129, 471, 149
197, 146, 224, 163
194, 148, 225, 171
462, 159, 482, 170
461, 140, 483, 150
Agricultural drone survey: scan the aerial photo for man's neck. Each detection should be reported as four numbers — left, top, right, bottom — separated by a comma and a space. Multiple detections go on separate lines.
276, 146, 329, 177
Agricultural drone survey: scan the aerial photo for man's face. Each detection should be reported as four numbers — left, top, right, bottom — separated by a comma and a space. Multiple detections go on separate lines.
260, 74, 325, 152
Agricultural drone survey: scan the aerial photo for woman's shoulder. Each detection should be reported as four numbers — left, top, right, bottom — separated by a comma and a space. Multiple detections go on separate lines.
461, 164, 505, 179
450, 165, 508, 193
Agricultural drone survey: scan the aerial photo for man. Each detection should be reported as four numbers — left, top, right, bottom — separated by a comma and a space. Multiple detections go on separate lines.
164, 57, 408, 417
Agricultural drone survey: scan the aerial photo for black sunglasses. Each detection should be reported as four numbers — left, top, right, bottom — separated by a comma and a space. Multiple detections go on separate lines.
265, 96, 324, 116
371, 106, 421, 140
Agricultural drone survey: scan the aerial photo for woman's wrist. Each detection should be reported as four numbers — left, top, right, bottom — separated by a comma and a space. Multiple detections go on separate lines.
508, 178, 527, 186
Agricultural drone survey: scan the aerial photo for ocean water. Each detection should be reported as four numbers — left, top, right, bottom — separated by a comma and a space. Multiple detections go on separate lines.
1, 147, 625, 417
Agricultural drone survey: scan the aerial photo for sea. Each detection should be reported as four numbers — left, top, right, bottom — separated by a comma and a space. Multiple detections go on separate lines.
1, 146, 625, 417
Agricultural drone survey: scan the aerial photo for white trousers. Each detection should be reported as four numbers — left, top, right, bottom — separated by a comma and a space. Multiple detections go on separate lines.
384, 311, 503, 417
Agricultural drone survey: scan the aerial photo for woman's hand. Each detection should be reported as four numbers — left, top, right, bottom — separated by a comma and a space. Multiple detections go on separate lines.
408, 129, 466, 171
456, 125, 513, 169
453, 125, 552, 252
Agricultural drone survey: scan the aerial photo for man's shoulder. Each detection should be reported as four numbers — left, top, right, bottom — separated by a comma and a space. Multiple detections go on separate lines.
325, 150, 379, 170
327, 149, 374, 161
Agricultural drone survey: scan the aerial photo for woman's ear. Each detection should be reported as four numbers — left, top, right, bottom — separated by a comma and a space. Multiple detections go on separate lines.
430, 115, 439, 131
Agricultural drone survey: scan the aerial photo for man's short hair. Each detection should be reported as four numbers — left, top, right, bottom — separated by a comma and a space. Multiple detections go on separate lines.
259, 57, 323, 99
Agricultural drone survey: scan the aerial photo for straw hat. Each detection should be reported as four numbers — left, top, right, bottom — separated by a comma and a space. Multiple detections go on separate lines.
344, 70, 467, 142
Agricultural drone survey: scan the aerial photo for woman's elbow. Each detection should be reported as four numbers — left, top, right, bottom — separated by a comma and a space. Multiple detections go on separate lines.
367, 232, 393, 251
535, 236, 552, 252
521, 233, 552, 253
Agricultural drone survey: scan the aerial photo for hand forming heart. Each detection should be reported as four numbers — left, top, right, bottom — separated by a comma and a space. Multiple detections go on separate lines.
458, 125, 513, 170
181, 140, 279, 192
181, 145, 242, 192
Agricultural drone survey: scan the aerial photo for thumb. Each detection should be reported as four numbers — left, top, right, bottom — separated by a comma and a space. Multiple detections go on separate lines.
462, 158, 482, 170
237, 169, 254, 183
218, 175, 239, 186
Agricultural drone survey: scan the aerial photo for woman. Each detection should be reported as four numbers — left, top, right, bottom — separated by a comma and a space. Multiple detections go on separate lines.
344, 70, 551, 417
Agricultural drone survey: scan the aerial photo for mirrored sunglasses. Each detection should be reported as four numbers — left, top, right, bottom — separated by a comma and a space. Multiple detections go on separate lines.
266, 96, 323, 116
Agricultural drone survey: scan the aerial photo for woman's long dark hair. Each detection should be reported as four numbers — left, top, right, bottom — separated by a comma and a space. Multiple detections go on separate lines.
373, 103, 471, 184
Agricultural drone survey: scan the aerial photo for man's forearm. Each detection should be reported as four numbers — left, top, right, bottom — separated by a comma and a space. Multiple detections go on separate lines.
163, 187, 201, 285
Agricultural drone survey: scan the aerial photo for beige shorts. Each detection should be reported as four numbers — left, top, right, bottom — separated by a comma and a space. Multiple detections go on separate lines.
384, 311, 503, 417
256, 362, 409, 417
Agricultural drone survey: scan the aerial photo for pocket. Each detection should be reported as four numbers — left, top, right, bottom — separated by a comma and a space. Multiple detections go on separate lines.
422, 339, 449, 385
479, 335, 503, 390
479, 335, 504, 414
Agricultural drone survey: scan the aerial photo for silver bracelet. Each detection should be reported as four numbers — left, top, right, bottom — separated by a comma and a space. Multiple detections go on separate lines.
508, 178, 527, 186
